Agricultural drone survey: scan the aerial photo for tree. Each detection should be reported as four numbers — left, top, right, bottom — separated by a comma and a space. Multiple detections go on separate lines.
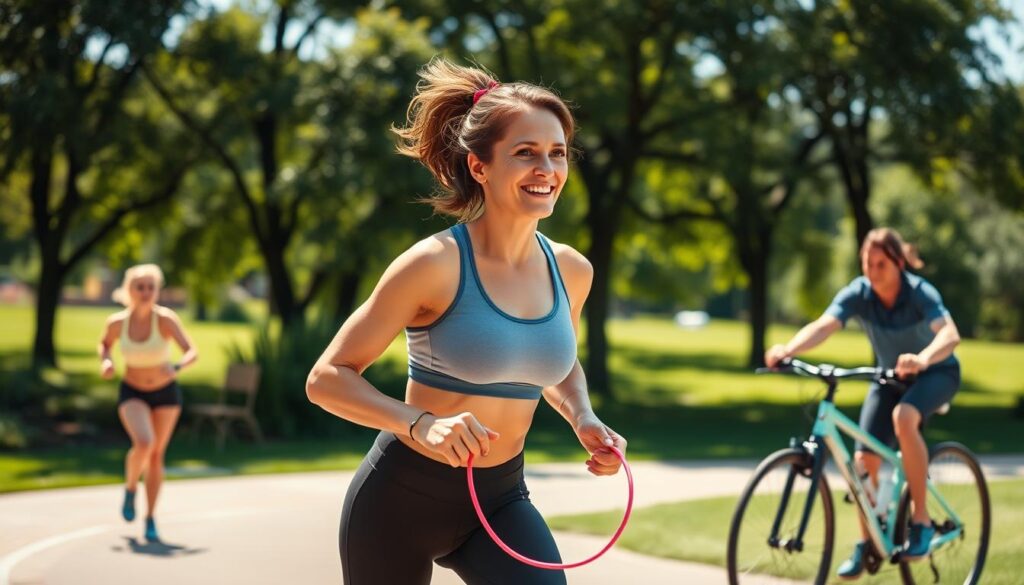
971, 197, 1024, 341
0, 0, 192, 366
372, 0, 1024, 375
395, 0, 711, 395
146, 4, 436, 326
872, 166, 982, 335
633, 3, 830, 367
785, 0, 1021, 245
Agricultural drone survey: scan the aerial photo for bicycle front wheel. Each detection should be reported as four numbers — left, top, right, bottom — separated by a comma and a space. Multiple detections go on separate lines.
727, 447, 834, 585
895, 441, 991, 585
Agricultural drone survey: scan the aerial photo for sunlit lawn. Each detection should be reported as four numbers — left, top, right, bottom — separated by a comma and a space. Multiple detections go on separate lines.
1, 304, 1021, 492
550, 477, 1024, 585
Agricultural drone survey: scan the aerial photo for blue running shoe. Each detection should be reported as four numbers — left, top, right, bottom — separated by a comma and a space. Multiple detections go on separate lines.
836, 541, 867, 580
903, 522, 935, 560
121, 489, 136, 522
145, 517, 160, 542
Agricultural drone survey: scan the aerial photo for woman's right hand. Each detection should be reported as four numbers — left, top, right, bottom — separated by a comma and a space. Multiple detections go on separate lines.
412, 412, 500, 467
100, 359, 115, 379
764, 344, 790, 368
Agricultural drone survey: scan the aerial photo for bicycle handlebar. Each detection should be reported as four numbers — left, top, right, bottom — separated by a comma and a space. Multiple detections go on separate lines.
756, 357, 911, 391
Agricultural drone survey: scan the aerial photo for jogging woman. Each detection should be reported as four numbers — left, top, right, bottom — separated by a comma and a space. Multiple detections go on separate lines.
99, 264, 198, 542
307, 58, 627, 584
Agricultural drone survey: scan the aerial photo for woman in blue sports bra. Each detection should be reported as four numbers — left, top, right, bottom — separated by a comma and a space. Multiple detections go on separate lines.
306, 57, 627, 585
98, 264, 198, 542
765, 228, 962, 580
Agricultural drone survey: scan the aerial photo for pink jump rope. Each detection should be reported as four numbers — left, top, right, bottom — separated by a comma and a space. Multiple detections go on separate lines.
465, 446, 634, 570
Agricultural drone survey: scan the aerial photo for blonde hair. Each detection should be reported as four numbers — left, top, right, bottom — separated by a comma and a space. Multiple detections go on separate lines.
111, 264, 164, 306
393, 57, 575, 222
860, 227, 924, 271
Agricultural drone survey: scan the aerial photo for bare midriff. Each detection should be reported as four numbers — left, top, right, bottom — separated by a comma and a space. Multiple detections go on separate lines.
397, 378, 541, 468
123, 364, 176, 391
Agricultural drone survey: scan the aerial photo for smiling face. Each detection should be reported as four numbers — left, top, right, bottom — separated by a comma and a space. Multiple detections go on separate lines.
468, 106, 569, 220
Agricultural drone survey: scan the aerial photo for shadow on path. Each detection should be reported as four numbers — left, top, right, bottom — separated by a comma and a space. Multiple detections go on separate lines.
111, 536, 207, 558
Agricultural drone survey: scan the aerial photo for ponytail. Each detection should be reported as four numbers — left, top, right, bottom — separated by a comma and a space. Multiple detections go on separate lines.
393, 57, 574, 221
860, 228, 924, 271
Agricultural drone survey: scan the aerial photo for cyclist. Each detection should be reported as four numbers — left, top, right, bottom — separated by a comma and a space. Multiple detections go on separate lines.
765, 227, 961, 580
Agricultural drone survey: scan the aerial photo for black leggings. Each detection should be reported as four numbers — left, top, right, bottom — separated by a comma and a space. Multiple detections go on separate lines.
340, 432, 566, 585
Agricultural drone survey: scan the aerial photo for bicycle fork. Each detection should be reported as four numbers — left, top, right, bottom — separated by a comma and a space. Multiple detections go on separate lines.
768, 436, 827, 553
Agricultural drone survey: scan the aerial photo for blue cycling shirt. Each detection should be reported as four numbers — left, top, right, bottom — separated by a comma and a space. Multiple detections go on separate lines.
824, 272, 957, 370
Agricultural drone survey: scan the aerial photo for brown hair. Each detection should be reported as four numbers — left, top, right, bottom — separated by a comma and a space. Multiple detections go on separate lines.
860, 227, 924, 270
393, 57, 575, 222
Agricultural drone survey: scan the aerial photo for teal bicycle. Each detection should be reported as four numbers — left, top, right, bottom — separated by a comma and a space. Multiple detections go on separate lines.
727, 358, 990, 585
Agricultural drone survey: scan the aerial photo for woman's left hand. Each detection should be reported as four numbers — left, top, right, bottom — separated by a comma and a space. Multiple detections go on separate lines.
895, 353, 928, 378
573, 413, 627, 476
160, 363, 180, 380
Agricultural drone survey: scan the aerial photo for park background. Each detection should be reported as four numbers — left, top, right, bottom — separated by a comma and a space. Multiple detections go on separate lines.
1, 0, 1023, 582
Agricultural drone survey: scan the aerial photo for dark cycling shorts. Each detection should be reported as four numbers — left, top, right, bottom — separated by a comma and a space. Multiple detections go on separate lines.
856, 365, 960, 453
340, 431, 566, 585
118, 380, 182, 409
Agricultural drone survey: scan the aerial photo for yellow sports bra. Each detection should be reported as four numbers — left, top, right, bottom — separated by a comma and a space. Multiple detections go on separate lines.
120, 310, 170, 368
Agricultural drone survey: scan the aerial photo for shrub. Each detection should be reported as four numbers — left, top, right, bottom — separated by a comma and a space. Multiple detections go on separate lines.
0, 413, 29, 449
225, 321, 405, 439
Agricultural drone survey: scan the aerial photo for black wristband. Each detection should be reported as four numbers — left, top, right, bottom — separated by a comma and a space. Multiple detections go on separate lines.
408, 411, 432, 442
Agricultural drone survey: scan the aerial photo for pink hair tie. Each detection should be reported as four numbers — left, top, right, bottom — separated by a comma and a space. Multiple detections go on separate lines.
473, 80, 500, 105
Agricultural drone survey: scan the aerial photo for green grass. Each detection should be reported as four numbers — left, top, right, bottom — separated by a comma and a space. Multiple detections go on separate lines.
590, 316, 1023, 461
0, 303, 259, 388
1, 305, 1022, 492
0, 427, 615, 493
549, 478, 1024, 585
0, 436, 373, 492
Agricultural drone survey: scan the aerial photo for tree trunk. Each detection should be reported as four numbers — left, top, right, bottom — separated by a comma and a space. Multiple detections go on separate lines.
584, 223, 614, 397
262, 241, 299, 326
741, 231, 772, 369
850, 154, 873, 246
582, 161, 633, 398
831, 127, 874, 247
32, 257, 63, 368
28, 145, 61, 367
333, 270, 362, 322
254, 105, 303, 326
849, 191, 873, 247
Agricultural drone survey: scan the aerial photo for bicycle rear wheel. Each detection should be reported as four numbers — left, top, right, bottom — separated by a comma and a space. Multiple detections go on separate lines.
895, 441, 990, 585
727, 447, 834, 585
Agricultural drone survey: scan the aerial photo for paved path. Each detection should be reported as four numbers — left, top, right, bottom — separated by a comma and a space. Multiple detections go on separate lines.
3, 456, 1022, 585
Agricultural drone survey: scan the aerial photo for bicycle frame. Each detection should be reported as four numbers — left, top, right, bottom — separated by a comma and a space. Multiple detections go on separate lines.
775, 387, 965, 561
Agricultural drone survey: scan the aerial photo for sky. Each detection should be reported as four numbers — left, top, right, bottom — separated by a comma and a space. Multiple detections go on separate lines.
974, 0, 1024, 82
87, 1, 1022, 85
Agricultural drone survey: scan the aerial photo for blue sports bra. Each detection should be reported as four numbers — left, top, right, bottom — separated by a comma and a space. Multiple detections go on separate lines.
405, 223, 578, 399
